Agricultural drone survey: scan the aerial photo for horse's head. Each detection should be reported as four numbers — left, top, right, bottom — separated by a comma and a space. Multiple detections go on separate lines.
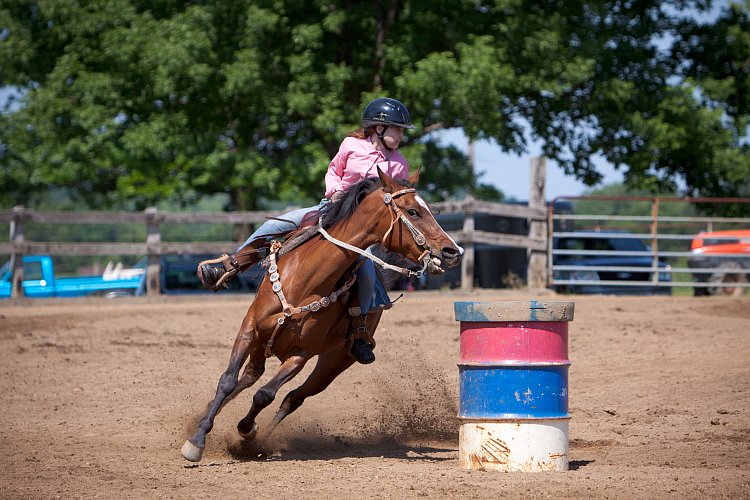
376, 167, 463, 274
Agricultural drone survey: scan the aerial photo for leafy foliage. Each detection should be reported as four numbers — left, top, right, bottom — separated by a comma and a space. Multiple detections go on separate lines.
1, 0, 748, 212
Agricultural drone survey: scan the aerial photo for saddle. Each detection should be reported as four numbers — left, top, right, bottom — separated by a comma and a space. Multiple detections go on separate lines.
197, 211, 324, 291
257, 212, 322, 267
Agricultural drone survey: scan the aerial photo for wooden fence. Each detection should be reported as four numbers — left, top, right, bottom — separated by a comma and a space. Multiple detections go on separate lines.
1, 160, 549, 297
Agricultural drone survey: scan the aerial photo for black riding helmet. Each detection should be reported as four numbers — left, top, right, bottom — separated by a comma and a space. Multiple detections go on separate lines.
361, 97, 416, 129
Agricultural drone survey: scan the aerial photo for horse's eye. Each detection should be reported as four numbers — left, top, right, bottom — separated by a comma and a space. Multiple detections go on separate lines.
407, 208, 420, 218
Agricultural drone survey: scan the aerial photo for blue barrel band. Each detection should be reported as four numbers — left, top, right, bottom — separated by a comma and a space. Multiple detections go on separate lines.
459, 365, 569, 419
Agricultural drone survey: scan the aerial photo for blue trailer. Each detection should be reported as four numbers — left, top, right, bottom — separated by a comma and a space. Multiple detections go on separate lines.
0, 255, 145, 299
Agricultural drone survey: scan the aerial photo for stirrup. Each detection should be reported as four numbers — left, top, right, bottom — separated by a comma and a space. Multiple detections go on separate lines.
347, 311, 376, 365
346, 307, 376, 349
197, 254, 239, 291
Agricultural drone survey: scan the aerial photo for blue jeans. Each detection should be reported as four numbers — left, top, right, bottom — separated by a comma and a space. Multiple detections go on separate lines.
355, 256, 389, 314
237, 201, 327, 252
239, 201, 386, 314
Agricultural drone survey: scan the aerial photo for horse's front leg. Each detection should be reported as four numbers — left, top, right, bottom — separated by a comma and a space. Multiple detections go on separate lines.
181, 319, 261, 462
237, 354, 309, 439
221, 352, 268, 410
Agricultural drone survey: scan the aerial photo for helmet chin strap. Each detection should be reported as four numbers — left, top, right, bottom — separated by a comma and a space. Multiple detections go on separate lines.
376, 125, 393, 152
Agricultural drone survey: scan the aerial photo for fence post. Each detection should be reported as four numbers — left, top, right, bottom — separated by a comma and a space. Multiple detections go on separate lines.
10, 205, 25, 298
461, 196, 475, 290
145, 207, 162, 295
650, 197, 660, 285
527, 157, 547, 289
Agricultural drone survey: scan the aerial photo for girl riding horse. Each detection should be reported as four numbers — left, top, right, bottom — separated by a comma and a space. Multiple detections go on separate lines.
181, 168, 463, 462
198, 97, 415, 365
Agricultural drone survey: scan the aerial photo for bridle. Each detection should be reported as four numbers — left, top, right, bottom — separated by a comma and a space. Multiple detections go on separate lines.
317, 187, 432, 278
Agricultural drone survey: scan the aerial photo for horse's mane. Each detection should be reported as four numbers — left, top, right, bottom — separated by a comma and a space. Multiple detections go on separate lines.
319, 176, 413, 229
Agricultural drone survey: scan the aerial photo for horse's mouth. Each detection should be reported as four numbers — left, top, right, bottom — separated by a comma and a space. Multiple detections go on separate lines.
411, 253, 459, 275
427, 256, 445, 275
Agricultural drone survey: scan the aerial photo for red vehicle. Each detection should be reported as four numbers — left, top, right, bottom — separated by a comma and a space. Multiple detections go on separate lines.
688, 230, 750, 296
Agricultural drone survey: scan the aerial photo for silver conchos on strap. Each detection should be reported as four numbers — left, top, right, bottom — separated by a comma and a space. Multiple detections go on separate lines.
266, 246, 359, 318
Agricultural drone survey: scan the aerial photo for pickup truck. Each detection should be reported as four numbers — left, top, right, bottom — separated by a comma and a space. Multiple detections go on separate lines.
551, 230, 672, 295
687, 229, 750, 296
0, 255, 145, 299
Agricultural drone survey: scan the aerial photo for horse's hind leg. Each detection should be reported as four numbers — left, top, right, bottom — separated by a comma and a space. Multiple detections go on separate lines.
265, 347, 355, 439
266, 311, 383, 437
181, 320, 264, 462
236, 354, 309, 439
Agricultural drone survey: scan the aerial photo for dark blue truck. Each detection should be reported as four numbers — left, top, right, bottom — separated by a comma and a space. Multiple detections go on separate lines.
551, 231, 672, 295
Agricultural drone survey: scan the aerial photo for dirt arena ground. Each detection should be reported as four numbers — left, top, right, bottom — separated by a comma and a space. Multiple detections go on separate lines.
1, 289, 748, 499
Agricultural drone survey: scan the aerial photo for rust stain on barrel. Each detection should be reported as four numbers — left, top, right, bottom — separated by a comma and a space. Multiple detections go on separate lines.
469, 437, 511, 468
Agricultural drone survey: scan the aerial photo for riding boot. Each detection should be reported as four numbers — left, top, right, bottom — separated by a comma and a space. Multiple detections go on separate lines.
197, 241, 269, 291
347, 307, 376, 365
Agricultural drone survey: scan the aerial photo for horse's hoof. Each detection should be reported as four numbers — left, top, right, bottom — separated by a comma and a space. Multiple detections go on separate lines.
181, 440, 204, 462
238, 422, 259, 441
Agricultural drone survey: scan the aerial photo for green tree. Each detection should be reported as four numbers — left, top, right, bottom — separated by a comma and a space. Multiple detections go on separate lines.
1, 1, 748, 211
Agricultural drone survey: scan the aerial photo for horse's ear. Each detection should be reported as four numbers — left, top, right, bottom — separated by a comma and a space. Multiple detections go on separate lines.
408, 168, 420, 186
377, 166, 397, 193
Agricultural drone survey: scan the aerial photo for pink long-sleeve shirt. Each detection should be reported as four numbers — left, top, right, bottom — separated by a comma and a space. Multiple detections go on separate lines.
324, 136, 410, 198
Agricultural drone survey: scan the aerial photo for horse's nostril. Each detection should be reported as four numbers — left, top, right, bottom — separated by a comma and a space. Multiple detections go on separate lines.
443, 247, 461, 257
441, 247, 463, 266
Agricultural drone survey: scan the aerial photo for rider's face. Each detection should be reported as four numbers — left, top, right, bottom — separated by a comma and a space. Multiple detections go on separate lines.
378, 126, 405, 149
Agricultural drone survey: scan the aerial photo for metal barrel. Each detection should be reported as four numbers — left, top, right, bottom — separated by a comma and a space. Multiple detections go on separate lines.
454, 301, 575, 472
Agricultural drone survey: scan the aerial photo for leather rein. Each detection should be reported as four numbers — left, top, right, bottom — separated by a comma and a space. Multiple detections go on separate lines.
318, 187, 432, 278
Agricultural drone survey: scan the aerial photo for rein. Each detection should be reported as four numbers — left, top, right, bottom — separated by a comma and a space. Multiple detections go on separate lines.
318, 187, 431, 278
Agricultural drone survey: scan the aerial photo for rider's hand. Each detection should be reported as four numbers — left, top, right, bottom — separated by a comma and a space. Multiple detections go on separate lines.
331, 191, 344, 203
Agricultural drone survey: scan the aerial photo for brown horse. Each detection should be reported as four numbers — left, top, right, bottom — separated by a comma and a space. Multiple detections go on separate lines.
180, 168, 463, 462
